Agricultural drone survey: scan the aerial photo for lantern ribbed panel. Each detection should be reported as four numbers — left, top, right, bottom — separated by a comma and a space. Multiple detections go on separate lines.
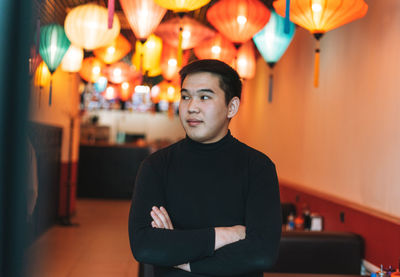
206, 0, 270, 44
120, 0, 166, 41
64, 4, 120, 50
102, 62, 141, 84
61, 45, 84, 72
236, 40, 256, 79
132, 34, 163, 77
194, 33, 237, 65
154, 0, 211, 12
155, 16, 215, 49
79, 57, 106, 83
39, 24, 71, 74
34, 61, 51, 87
94, 34, 132, 64
273, 0, 368, 33
30, 46, 42, 76
253, 11, 295, 63
161, 44, 189, 81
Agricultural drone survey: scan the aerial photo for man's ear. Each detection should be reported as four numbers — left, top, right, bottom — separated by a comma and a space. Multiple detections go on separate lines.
227, 97, 240, 119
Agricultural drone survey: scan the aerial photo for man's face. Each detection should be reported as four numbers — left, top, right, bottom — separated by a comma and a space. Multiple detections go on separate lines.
179, 72, 234, 144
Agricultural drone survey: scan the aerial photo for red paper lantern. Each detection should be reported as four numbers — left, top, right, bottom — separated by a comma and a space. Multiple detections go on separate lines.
119, 0, 167, 41
102, 84, 119, 100
155, 15, 215, 50
194, 33, 237, 65
207, 0, 271, 45
236, 40, 256, 80
102, 62, 141, 84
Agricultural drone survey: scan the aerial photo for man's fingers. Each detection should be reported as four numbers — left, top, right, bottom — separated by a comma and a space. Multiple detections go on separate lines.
150, 210, 165, 228
151, 207, 170, 229
160, 206, 173, 229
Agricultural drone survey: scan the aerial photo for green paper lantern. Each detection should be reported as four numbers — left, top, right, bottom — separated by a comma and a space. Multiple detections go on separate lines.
39, 24, 71, 105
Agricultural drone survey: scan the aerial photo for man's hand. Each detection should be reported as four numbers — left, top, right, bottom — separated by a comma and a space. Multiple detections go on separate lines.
214, 225, 246, 251
150, 206, 191, 272
150, 206, 174, 230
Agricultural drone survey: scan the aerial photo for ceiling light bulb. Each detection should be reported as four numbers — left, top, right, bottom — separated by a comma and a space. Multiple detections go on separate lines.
312, 3, 322, 12
168, 59, 177, 67
107, 46, 115, 54
237, 15, 247, 25
182, 30, 191, 39
92, 66, 100, 75
211, 45, 221, 54
122, 82, 129, 90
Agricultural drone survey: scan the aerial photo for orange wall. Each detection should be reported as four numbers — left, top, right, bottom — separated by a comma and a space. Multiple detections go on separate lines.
231, 0, 400, 219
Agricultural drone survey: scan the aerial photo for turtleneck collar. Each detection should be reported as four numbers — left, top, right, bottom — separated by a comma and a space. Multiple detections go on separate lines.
183, 130, 236, 152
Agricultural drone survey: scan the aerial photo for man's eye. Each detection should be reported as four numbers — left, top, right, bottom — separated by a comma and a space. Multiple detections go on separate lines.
181, 95, 189, 100
200, 95, 210, 100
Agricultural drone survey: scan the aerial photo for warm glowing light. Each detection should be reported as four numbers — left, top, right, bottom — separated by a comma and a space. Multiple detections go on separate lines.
182, 30, 191, 39
312, 3, 322, 12
237, 15, 247, 25
113, 68, 122, 76
135, 85, 150, 94
146, 40, 156, 49
92, 66, 101, 75
61, 44, 84, 72
168, 58, 177, 67
211, 45, 221, 54
122, 82, 129, 90
104, 86, 117, 100
237, 58, 247, 67
107, 46, 116, 54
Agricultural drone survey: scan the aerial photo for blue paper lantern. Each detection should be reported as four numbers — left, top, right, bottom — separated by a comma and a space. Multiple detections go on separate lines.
39, 24, 71, 105
253, 11, 295, 102
94, 76, 108, 93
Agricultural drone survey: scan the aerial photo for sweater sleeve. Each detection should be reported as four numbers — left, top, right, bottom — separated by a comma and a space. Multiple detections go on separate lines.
128, 158, 215, 267
189, 158, 282, 276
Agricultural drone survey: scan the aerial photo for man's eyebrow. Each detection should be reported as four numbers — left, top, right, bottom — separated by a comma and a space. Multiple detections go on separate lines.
180, 88, 215, 94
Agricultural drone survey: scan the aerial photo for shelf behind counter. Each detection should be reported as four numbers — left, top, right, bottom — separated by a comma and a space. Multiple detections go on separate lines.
77, 143, 151, 199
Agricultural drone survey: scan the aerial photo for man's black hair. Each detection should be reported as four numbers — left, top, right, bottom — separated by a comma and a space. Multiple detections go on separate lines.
179, 59, 242, 105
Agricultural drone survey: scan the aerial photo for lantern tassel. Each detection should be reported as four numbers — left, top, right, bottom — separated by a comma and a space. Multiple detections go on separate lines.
177, 27, 183, 67
49, 77, 53, 106
284, 0, 291, 34
107, 0, 115, 29
39, 87, 42, 108
314, 48, 320, 88
268, 73, 274, 103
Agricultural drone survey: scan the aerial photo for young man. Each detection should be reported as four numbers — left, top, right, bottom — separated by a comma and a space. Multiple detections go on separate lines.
129, 59, 281, 277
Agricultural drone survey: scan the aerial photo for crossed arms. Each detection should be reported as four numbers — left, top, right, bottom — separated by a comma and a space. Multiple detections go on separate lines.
128, 158, 281, 276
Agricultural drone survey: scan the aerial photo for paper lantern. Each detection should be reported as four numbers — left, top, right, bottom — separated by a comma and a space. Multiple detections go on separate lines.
155, 16, 215, 50
119, 0, 166, 41
236, 41, 256, 80
102, 85, 119, 100
29, 46, 42, 76
206, 0, 271, 45
194, 33, 237, 65
157, 81, 180, 103
93, 34, 132, 64
80, 57, 106, 83
154, 0, 211, 12
119, 80, 140, 101
103, 61, 141, 84
34, 61, 51, 88
253, 11, 295, 102
274, 0, 368, 87
161, 44, 189, 81
132, 34, 162, 77
64, 3, 120, 50
39, 24, 71, 105
94, 76, 108, 92
61, 45, 84, 72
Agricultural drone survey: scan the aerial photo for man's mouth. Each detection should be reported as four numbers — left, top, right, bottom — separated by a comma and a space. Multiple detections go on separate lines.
186, 119, 203, 127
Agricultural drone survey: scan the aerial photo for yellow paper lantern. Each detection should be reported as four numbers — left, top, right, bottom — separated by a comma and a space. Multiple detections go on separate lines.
64, 3, 120, 50
132, 34, 162, 77
154, 0, 211, 12
93, 34, 132, 64
236, 40, 256, 80
61, 45, 84, 72
79, 57, 106, 83
34, 61, 51, 87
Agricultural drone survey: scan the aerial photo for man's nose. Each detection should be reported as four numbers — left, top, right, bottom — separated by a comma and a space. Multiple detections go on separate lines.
188, 99, 200, 113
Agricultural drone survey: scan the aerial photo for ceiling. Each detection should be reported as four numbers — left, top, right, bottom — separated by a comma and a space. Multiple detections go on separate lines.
33, 0, 275, 44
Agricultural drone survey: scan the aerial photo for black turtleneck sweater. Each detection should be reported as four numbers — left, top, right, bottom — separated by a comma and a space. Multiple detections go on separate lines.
129, 131, 281, 277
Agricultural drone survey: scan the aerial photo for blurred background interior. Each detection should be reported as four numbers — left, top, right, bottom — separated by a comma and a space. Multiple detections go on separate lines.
1, 0, 399, 276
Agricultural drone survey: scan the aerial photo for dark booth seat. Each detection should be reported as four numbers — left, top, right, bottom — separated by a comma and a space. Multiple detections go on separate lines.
267, 231, 364, 275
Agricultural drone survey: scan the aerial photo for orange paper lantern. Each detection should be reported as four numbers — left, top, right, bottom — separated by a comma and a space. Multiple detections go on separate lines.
194, 33, 237, 65
94, 34, 132, 64
161, 44, 189, 82
206, 0, 271, 45
236, 40, 256, 80
119, 0, 167, 41
154, 0, 211, 12
157, 81, 180, 103
119, 81, 136, 101
102, 84, 119, 100
34, 61, 51, 88
273, 0, 368, 87
79, 57, 106, 83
